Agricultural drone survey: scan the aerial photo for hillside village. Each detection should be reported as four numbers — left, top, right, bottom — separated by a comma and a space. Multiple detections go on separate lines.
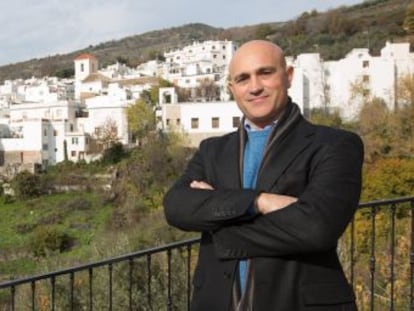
0, 39, 413, 176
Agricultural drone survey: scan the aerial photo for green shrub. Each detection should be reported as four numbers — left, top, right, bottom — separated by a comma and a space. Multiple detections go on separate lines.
30, 225, 74, 257
11, 171, 43, 200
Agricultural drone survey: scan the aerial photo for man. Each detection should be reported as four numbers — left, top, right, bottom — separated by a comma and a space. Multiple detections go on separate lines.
164, 40, 363, 311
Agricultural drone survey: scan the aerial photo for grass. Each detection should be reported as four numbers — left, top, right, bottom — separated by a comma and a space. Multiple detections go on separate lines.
0, 191, 114, 279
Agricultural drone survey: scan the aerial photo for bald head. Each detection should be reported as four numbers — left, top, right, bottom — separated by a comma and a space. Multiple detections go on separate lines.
229, 40, 287, 79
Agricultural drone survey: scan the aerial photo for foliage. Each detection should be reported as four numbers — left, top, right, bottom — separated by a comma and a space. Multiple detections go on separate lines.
11, 171, 43, 200
109, 131, 190, 229
96, 116, 119, 149
30, 225, 74, 257
362, 158, 414, 201
100, 142, 127, 165
127, 98, 156, 144
403, 1, 414, 34
358, 98, 392, 161
255, 24, 275, 40
308, 107, 343, 127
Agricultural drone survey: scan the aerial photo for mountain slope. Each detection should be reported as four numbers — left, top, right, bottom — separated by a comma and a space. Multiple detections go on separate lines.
0, 0, 409, 83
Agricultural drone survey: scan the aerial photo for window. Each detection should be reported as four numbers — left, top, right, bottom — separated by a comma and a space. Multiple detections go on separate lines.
53, 130, 58, 136
363, 60, 369, 68
191, 118, 199, 129
166, 119, 170, 126
233, 117, 241, 128
80, 63, 84, 72
43, 129, 47, 136
363, 75, 370, 83
72, 137, 79, 145
212, 117, 220, 129
176, 118, 181, 126
71, 151, 76, 157
42, 144, 48, 151
70, 124, 74, 132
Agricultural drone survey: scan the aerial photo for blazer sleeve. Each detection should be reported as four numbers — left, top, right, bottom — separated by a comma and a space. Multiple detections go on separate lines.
212, 131, 364, 259
163, 138, 259, 232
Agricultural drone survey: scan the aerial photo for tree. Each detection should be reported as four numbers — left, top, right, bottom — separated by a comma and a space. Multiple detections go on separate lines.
391, 73, 414, 157
96, 117, 119, 150
308, 108, 343, 127
127, 98, 156, 145
357, 97, 391, 162
255, 24, 274, 40
403, 1, 414, 35
195, 78, 220, 101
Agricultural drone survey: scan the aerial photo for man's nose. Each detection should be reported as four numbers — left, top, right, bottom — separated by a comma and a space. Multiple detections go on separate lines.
248, 76, 263, 94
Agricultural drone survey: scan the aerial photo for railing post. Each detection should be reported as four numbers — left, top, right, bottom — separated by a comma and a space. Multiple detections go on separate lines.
389, 204, 396, 311
187, 244, 192, 311
11, 285, 15, 311
147, 254, 152, 309
128, 258, 133, 311
88, 267, 93, 311
70, 271, 74, 311
108, 263, 113, 311
31, 281, 35, 311
51, 275, 56, 311
410, 199, 414, 311
370, 205, 377, 311
167, 248, 172, 311
350, 218, 355, 287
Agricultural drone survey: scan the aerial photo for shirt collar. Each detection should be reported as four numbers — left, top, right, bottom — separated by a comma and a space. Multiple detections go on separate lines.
244, 119, 278, 132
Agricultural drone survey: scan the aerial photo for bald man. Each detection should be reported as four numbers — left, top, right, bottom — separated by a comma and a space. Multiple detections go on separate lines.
164, 40, 363, 311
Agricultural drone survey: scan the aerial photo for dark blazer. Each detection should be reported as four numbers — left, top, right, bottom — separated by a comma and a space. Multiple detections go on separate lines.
164, 108, 364, 311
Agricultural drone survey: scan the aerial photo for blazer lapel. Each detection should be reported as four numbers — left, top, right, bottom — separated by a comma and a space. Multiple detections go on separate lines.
214, 132, 243, 189
256, 120, 315, 191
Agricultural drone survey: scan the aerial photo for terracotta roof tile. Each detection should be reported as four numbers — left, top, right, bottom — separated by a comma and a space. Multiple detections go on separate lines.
74, 53, 97, 61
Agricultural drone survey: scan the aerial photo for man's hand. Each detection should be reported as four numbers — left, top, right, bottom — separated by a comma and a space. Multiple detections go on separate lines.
256, 193, 298, 215
190, 180, 214, 190
189, 181, 296, 215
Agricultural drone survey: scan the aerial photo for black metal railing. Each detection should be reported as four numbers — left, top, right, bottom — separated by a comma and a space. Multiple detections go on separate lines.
0, 197, 413, 311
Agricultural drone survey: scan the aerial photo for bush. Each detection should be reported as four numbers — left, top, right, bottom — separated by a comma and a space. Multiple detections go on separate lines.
101, 143, 127, 165
11, 171, 43, 200
30, 225, 74, 257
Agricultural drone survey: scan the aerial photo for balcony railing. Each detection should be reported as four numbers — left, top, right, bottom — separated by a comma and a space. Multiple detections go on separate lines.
0, 197, 413, 311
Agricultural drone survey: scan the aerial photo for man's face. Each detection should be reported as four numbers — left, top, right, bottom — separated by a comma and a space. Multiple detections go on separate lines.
228, 42, 293, 129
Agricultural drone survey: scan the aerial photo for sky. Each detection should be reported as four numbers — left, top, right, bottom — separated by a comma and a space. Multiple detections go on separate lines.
0, 0, 364, 66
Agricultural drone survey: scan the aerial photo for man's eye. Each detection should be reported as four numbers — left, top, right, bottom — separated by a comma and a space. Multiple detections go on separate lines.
260, 70, 274, 76
235, 76, 248, 84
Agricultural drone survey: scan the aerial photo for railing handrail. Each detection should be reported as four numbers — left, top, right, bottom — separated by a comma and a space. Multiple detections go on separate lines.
1, 196, 413, 291
0, 237, 201, 289
358, 196, 414, 208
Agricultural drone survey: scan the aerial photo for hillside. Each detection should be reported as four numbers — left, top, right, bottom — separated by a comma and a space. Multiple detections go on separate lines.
0, 0, 410, 83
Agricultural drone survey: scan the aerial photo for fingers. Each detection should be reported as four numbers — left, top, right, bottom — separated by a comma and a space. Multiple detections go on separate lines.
190, 180, 214, 190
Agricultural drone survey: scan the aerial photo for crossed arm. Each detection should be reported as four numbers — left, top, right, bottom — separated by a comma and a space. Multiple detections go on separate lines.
190, 180, 297, 215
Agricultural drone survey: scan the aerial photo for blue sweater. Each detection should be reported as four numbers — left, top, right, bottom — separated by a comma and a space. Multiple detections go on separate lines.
239, 126, 272, 293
